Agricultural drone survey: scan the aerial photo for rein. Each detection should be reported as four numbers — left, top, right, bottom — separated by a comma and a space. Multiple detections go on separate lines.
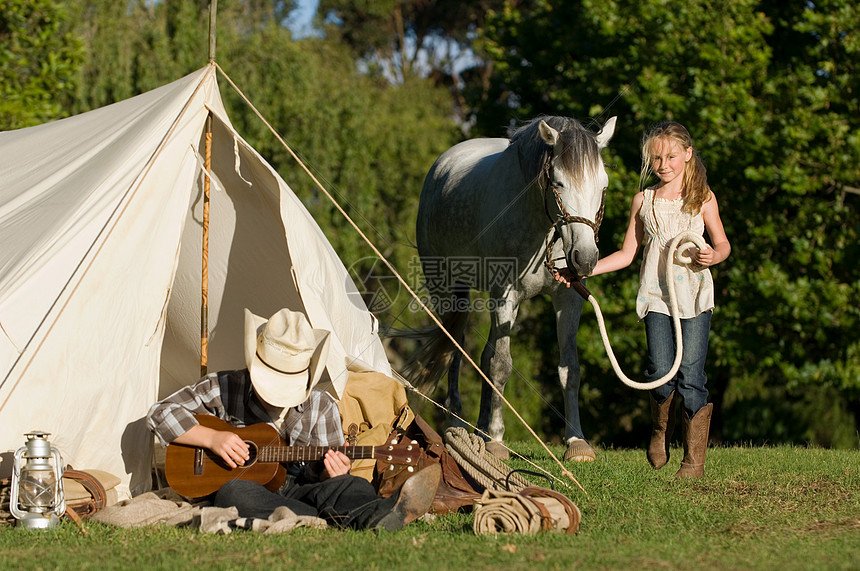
540, 154, 606, 277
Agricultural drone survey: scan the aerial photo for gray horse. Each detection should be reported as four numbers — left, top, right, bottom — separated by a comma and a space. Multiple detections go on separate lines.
405, 115, 617, 461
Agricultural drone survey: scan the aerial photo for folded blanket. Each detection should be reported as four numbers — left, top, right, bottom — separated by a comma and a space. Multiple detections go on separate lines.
89, 490, 327, 534
199, 505, 328, 534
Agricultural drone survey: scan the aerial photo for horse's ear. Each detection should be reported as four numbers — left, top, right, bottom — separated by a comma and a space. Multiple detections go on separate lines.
538, 120, 560, 146
596, 116, 617, 149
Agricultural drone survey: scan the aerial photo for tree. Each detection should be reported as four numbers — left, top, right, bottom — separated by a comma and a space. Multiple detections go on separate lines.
66, 0, 212, 113
315, 0, 505, 125
719, 0, 860, 446
0, 0, 83, 129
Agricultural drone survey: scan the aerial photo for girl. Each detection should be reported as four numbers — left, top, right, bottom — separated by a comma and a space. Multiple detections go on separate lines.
591, 121, 730, 477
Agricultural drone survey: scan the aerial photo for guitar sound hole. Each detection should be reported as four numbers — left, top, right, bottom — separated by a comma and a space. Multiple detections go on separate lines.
245, 441, 258, 466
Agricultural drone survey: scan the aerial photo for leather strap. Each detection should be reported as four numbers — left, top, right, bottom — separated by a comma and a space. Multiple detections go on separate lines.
519, 486, 581, 534
63, 468, 108, 517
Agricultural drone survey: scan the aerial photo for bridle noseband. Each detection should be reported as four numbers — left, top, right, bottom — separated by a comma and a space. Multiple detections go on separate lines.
541, 153, 606, 277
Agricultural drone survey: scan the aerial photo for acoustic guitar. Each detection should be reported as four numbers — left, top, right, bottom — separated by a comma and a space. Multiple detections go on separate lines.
164, 414, 420, 498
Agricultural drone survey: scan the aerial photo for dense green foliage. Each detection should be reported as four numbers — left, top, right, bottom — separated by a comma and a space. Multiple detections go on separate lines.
317, 0, 503, 116
0, 0, 82, 128
1, 0, 857, 448
1, 446, 858, 570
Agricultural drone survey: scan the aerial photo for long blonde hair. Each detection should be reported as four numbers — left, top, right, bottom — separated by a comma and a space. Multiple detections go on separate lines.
640, 121, 711, 214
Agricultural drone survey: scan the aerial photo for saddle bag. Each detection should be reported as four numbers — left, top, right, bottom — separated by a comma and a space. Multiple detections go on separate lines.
375, 414, 483, 514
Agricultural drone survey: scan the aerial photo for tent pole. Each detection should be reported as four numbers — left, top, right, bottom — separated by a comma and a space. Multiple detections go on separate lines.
202, 0, 216, 376
209, 0, 217, 62
201, 114, 212, 377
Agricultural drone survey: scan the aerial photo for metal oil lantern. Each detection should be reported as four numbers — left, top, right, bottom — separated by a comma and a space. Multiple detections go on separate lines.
9, 431, 66, 529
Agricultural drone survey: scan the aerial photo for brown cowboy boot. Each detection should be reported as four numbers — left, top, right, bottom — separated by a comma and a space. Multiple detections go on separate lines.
372, 463, 442, 530
675, 403, 714, 478
646, 392, 676, 469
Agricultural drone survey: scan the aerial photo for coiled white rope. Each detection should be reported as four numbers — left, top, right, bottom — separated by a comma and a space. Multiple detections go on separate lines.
444, 427, 533, 492
585, 230, 708, 390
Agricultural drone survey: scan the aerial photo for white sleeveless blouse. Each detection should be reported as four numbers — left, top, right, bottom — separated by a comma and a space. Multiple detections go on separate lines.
636, 188, 714, 320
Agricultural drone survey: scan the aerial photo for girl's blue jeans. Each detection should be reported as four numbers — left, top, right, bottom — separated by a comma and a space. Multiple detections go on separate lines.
644, 310, 712, 417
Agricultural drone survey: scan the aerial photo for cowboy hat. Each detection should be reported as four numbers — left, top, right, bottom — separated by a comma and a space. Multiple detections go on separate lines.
243, 307, 331, 408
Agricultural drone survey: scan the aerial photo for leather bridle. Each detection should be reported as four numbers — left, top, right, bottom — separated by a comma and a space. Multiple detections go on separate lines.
541, 153, 606, 277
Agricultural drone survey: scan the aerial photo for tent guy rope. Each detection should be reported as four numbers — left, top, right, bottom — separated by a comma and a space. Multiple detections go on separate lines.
213, 62, 585, 493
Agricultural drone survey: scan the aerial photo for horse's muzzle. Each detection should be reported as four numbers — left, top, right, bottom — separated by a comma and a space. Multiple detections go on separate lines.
566, 241, 599, 278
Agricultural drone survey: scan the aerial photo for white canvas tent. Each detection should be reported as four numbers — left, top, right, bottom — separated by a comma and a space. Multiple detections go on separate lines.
0, 64, 392, 498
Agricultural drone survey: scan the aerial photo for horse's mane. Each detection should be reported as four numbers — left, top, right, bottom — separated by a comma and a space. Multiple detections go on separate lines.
508, 116, 602, 191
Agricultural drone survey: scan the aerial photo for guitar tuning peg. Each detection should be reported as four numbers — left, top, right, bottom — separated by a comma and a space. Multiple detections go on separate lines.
386, 455, 393, 461
406, 444, 413, 451
410, 440, 418, 445
390, 438, 398, 445
388, 464, 396, 471
407, 466, 414, 472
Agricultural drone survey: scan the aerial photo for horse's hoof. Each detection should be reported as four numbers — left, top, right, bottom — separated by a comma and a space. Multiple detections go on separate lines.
484, 440, 510, 459
563, 439, 596, 462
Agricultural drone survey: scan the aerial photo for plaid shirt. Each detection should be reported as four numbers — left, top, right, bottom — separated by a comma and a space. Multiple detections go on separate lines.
146, 368, 344, 450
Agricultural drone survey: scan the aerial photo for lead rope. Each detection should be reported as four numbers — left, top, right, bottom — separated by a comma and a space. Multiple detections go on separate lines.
576, 230, 708, 390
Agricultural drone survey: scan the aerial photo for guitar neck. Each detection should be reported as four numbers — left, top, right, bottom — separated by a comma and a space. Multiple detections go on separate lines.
258, 445, 377, 464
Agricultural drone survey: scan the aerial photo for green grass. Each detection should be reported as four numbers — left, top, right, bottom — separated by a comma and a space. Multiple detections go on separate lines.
1, 445, 858, 570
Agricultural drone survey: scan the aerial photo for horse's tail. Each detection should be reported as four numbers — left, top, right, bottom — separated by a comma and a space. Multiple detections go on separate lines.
384, 308, 470, 395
